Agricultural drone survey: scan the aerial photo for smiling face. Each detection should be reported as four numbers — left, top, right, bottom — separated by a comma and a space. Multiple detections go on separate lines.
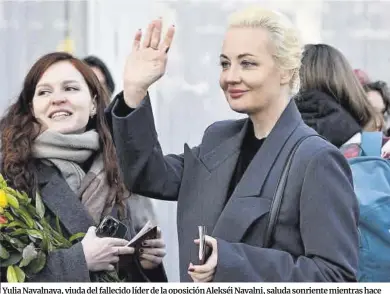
219, 27, 290, 115
32, 61, 96, 134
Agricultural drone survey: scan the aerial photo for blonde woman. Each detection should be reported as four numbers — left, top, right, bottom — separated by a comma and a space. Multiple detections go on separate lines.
107, 6, 359, 282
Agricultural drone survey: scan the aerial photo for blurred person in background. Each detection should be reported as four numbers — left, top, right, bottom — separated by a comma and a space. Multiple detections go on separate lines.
363, 81, 390, 135
298, 46, 390, 283
83, 56, 116, 103
297, 44, 384, 153
364, 81, 390, 115
106, 7, 359, 282
0, 52, 167, 282
83, 55, 158, 233
353, 68, 370, 85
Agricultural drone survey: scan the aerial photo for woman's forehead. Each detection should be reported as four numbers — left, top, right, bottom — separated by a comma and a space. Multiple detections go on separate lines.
38, 61, 85, 86
221, 27, 273, 58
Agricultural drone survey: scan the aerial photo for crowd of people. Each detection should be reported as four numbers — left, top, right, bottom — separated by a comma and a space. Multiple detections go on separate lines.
1, 4, 390, 282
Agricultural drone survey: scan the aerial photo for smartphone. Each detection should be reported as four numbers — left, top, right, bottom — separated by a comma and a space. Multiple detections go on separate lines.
96, 216, 128, 238
198, 225, 209, 265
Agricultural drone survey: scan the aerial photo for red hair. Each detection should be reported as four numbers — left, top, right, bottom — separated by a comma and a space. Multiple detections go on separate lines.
0, 52, 125, 207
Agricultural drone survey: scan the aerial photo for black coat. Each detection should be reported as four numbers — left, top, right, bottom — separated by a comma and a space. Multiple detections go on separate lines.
295, 90, 362, 148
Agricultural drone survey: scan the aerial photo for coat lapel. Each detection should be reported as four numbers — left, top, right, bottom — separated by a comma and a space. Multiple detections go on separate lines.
177, 120, 249, 272
200, 119, 248, 172
212, 100, 303, 242
36, 163, 95, 236
192, 119, 249, 231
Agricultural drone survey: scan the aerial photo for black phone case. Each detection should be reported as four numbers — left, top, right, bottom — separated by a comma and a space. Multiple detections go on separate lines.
96, 216, 128, 238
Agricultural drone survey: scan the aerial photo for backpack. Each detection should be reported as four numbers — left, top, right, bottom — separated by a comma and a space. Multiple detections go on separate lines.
346, 132, 390, 281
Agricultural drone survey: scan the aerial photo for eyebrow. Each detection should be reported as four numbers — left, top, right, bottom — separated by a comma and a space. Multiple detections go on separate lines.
36, 80, 80, 88
220, 53, 256, 59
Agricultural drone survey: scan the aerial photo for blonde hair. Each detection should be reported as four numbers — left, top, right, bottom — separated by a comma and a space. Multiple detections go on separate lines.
228, 6, 303, 93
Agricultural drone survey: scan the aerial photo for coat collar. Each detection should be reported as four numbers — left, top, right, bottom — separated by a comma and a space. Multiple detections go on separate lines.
200, 119, 248, 172
230, 99, 302, 198
211, 100, 304, 239
200, 99, 303, 175
36, 163, 95, 236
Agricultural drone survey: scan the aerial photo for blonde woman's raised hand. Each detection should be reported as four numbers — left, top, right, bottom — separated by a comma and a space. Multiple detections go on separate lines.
123, 19, 175, 108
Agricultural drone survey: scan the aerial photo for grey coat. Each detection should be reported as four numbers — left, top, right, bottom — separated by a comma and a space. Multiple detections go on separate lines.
108, 93, 359, 282
1, 162, 166, 282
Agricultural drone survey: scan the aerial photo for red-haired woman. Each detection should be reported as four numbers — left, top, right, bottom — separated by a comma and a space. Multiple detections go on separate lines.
0, 52, 167, 282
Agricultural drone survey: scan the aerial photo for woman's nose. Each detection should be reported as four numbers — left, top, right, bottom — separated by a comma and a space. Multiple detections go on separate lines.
50, 93, 67, 104
225, 67, 241, 84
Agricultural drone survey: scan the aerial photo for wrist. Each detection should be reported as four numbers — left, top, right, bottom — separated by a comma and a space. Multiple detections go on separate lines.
123, 83, 148, 108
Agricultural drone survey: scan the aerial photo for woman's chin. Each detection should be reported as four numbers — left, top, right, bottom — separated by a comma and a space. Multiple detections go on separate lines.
45, 125, 86, 135
228, 103, 250, 114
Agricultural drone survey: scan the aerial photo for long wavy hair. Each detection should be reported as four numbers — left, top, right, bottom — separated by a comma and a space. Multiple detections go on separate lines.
299, 44, 382, 130
0, 52, 126, 208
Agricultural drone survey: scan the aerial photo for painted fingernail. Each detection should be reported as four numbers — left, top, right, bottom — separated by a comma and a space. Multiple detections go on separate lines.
188, 268, 194, 272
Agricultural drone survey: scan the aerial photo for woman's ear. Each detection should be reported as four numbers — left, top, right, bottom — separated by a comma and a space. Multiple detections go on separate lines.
280, 69, 294, 86
90, 95, 97, 117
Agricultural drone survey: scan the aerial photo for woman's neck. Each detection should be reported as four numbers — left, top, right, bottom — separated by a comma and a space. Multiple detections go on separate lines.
249, 95, 290, 139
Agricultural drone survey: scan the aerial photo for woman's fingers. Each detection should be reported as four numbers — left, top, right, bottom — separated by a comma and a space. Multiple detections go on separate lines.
140, 253, 163, 264
107, 264, 115, 271
136, 19, 175, 53
106, 237, 130, 247
143, 238, 165, 248
109, 255, 120, 264
114, 246, 135, 255
133, 29, 142, 51
142, 21, 156, 48
150, 19, 162, 49
189, 270, 214, 282
140, 247, 166, 257
159, 25, 175, 53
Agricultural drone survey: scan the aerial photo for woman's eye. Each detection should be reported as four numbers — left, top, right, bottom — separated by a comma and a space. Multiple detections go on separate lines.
241, 60, 257, 68
220, 61, 230, 69
65, 86, 79, 91
37, 90, 50, 96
